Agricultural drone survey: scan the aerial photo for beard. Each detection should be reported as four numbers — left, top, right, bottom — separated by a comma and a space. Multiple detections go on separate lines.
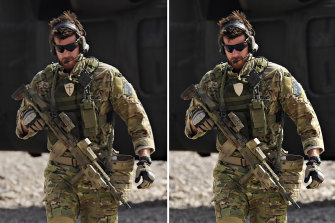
229, 54, 249, 71
62, 57, 75, 65
59, 55, 80, 71
229, 58, 243, 70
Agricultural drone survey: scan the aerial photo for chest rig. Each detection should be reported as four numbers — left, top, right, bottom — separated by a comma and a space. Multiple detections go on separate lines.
47, 58, 100, 145
219, 58, 270, 140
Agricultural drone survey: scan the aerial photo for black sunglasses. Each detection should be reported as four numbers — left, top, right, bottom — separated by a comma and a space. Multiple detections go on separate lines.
54, 38, 80, 53
222, 37, 249, 53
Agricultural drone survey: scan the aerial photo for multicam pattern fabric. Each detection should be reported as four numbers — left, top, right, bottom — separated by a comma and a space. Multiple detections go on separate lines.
213, 161, 287, 223
184, 57, 324, 223
44, 161, 118, 223
185, 57, 324, 155
16, 56, 155, 154
15, 57, 155, 222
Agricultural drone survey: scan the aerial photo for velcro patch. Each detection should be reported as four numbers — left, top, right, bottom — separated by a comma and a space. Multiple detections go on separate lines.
123, 82, 133, 96
292, 81, 302, 96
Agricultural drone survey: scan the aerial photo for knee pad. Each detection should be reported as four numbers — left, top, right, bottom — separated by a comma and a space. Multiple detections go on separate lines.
49, 216, 75, 223
217, 217, 244, 223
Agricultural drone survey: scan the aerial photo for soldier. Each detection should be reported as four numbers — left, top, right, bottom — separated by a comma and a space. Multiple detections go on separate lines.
15, 11, 155, 223
184, 11, 324, 223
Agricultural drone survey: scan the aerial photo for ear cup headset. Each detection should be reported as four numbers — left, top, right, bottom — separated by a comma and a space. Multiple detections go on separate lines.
50, 21, 90, 55
218, 21, 258, 55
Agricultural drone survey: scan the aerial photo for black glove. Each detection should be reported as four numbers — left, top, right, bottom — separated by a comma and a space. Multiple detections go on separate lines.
189, 108, 214, 133
304, 156, 324, 189
20, 108, 45, 132
135, 156, 155, 189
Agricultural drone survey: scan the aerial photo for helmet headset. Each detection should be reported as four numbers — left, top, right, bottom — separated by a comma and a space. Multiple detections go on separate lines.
219, 21, 258, 55
50, 21, 89, 55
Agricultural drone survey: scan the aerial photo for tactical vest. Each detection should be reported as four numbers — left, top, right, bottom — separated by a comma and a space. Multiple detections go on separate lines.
215, 58, 280, 150
44, 58, 112, 151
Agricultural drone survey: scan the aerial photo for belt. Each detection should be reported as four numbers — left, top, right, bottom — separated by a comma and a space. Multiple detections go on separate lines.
219, 153, 249, 167
49, 155, 78, 167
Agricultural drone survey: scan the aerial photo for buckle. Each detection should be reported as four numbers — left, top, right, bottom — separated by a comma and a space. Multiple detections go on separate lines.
71, 158, 78, 167
240, 158, 247, 167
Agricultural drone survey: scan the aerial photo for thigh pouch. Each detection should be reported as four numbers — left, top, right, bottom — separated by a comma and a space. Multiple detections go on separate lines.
279, 154, 304, 204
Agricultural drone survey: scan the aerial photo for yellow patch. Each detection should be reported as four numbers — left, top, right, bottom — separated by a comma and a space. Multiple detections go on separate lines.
282, 76, 292, 96
113, 76, 124, 96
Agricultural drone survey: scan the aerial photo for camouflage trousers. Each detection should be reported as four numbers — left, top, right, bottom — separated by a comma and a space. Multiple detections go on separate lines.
213, 161, 287, 223
44, 161, 118, 223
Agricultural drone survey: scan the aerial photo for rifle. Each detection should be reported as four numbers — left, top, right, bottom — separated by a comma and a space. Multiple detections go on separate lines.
181, 84, 300, 209
12, 84, 131, 209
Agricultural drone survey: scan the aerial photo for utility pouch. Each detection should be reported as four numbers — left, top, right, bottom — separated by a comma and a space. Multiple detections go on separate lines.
80, 99, 98, 137
249, 99, 268, 137
279, 154, 304, 204
106, 154, 135, 200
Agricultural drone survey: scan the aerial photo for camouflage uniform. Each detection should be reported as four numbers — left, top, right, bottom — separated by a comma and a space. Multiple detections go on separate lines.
185, 57, 324, 223
16, 56, 155, 223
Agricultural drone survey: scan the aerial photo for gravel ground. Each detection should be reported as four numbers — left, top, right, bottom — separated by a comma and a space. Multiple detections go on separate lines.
170, 151, 335, 223
1, 150, 334, 223
0, 151, 167, 223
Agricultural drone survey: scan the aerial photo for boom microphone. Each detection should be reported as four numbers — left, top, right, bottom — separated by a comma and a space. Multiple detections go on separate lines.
64, 53, 82, 64
233, 53, 250, 64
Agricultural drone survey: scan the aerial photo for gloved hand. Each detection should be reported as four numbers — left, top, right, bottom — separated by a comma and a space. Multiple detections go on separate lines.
189, 108, 214, 133
20, 108, 45, 132
304, 156, 324, 189
135, 156, 155, 189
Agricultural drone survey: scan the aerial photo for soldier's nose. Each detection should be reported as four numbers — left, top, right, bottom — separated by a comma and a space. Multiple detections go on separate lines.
63, 50, 71, 56
232, 49, 239, 56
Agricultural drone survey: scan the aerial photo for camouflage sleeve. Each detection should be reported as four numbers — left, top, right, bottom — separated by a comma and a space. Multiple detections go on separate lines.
185, 67, 221, 139
278, 69, 324, 155
15, 70, 48, 139
109, 68, 155, 155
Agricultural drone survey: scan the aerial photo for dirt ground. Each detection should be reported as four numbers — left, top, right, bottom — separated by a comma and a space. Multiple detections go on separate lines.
1, 150, 334, 223
0, 151, 167, 223
169, 151, 335, 223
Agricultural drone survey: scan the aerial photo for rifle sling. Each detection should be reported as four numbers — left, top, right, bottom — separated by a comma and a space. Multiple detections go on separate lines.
219, 152, 249, 167
49, 153, 78, 167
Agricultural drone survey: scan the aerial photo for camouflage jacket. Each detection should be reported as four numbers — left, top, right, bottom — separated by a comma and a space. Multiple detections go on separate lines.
185, 57, 324, 156
16, 56, 155, 156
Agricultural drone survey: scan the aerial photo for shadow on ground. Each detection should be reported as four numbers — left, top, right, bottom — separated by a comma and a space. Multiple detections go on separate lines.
170, 200, 335, 223
0, 200, 167, 223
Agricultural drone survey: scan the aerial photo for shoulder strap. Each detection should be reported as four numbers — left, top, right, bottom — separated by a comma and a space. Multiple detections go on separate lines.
78, 57, 99, 89
50, 64, 60, 114
218, 63, 228, 112
50, 58, 100, 113
247, 57, 268, 89
249, 57, 268, 100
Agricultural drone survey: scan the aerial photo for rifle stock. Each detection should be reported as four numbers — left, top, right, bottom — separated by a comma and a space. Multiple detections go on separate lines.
181, 84, 300, 209
12, 84, 131, 209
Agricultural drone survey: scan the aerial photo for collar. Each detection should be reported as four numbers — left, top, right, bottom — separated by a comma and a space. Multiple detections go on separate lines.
57, 54, 85, 81
227, 55, 255, 81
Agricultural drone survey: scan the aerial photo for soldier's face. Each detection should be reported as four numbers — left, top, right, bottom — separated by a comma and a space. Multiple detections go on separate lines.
54, 35, 80, 70
223, 35, 249, 71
